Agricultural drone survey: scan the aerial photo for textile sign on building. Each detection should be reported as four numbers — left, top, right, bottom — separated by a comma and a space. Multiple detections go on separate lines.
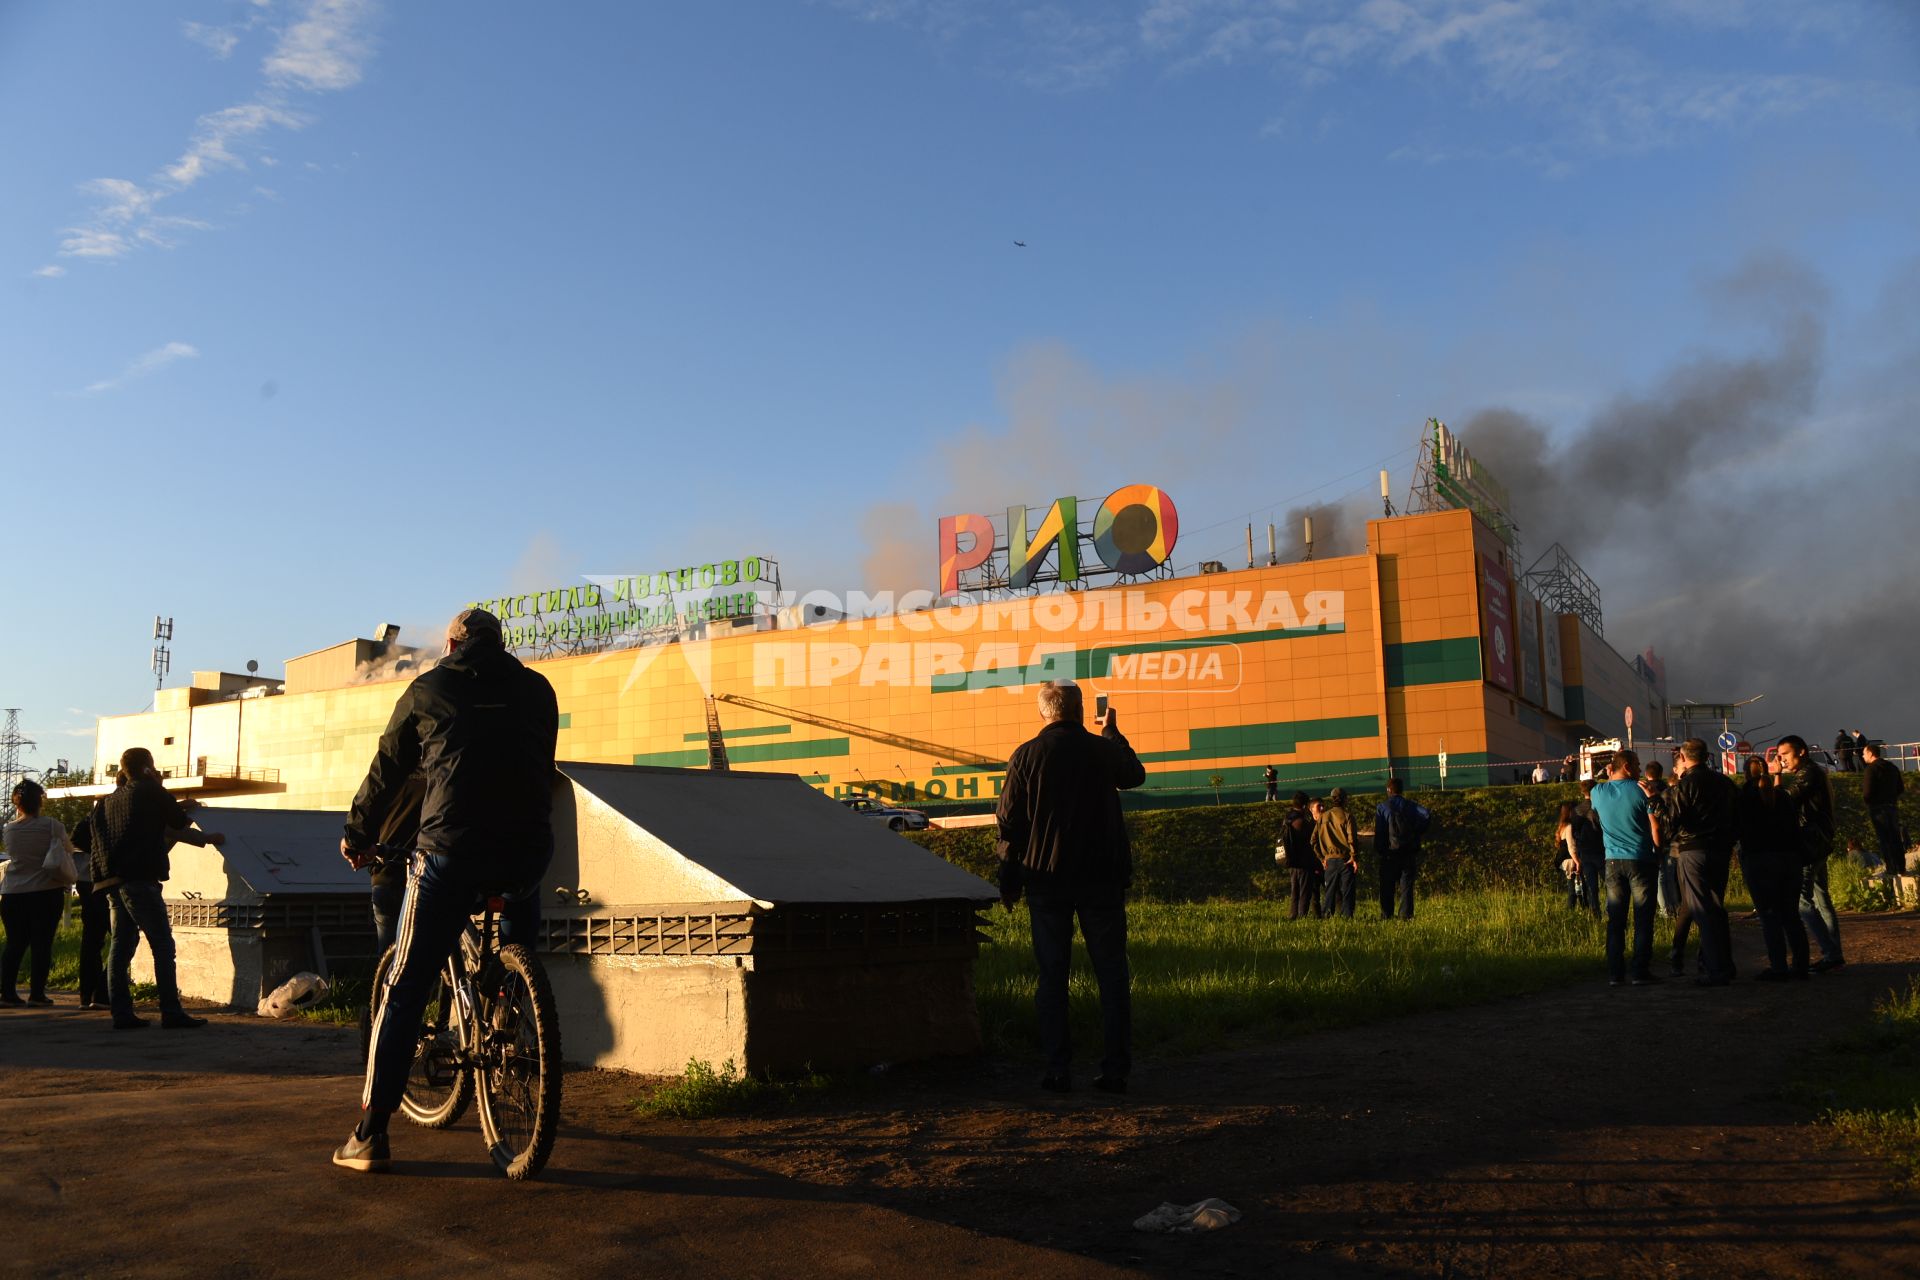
1479, 552, 1514, 692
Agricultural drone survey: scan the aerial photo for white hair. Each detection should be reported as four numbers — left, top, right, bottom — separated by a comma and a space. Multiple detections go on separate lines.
1037, 680, 1083, 723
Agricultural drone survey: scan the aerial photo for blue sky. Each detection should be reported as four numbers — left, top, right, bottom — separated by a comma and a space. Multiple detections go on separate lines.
3, 0, 1916, 764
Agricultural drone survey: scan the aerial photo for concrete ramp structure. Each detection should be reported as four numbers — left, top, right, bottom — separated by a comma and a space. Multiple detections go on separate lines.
544, 763, 998, 1074
136, 807, 381, 1010
152, 764, 997, 1075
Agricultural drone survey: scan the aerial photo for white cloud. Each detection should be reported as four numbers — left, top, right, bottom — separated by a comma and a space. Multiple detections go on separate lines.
840, 0, 1915, 168
32, 265, 66, 278
265, 0, 377, 91
53, 0, 378, 268
162, 100, 307, 188
183, 21, 242, 58
82, 342, 200, 395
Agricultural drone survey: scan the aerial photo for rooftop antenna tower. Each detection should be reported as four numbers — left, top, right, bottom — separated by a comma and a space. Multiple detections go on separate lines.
151, 616, 173, 690
0, 709, 33, 806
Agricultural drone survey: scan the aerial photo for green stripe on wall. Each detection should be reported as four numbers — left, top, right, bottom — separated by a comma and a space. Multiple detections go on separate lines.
1383, 637, 1482, 687
632, 737, 850, 769
556, 712, 572, 730
1135, 714, 1380, 764
680, 723, 794, 743
932, 763, 998, 775
930, 623, 1344, 694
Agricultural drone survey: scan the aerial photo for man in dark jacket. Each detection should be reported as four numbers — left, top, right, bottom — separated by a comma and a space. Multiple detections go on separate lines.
995, 680, 1145, 1094
92, 747, 227, 1030
1664, 739, 1738, 986
333, 607, 559, 1173
1834, 730, 1857, 773
1372, 777, 1431, 920
1861, 742, 1907, 874
367, 772, 427, 953
1777, 735, 1843, 971
1280, 791, 1319, 919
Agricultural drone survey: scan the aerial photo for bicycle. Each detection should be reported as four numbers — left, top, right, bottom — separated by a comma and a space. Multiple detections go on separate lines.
359, 852, 563, 1180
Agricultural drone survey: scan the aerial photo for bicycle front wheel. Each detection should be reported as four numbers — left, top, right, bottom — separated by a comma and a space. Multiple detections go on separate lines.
475, 943, 562, 1180
364, 944, 473, 1130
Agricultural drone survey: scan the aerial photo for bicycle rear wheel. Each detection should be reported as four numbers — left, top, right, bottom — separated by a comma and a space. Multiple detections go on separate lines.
364, 944, 473, 1129
474, 943, 562, 1180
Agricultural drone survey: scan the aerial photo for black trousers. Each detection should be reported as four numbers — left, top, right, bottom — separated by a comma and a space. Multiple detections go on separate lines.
1747, 853, 1810, 974
1028, 891, 1130, 1079
1676, 846, 1734, 982
1870, 805, 1906, 874
1378, 852, 1416, 919
73, 882, 112, 1005
1, 889, 66, 999
1288, 867, 1322, 919
1322, 861, 1356, 918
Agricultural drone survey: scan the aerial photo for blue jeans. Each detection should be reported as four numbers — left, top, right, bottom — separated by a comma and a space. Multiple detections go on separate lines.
1027, 891, 1130, 1079
1605, 860, 1658, 982
1657, 855, 1678, 919
1322, 861, 1356, 918
1799, 856, 1843, 963
370, 880, 406, 955
363, 851, 546, 1114
108, 881, 183, 1017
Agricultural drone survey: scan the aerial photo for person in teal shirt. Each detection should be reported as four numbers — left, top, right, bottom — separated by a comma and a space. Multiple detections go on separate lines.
1587, 756, 1665, 985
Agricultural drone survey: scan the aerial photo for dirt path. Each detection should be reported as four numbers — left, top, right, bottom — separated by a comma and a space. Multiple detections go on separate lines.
4, 913, 1917, 1278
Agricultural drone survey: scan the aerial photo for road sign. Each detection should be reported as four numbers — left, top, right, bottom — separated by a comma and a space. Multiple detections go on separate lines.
1722, 750, 1738, 774
1717, 731, 1738, 752
1624, 705, 1635, 730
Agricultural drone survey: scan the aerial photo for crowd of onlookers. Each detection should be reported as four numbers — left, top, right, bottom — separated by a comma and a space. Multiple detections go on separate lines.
1554, 735, 1908, 985
1272, 779, 1433, 921
0, 751, 224, 1026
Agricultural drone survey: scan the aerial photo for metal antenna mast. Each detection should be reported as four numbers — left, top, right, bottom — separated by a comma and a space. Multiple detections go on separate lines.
152, 616, 173, 689
0, 709, 34, 804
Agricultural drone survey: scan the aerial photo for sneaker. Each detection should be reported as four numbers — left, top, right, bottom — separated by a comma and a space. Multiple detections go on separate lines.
1668, 958, 1685, 978
160, 1012, 208, 1030
112, 1014, 149, 1030
1608, 978, 1625, 987
1093, 1074, 1128, 1094
25, 995, 53, 1007
0, 994, 22, 1007
331, 1129, 391, 1173
1039, 1074, 1071, 1093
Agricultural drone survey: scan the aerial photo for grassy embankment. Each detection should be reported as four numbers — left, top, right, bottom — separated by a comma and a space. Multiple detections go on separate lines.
1797, 979, 1920, 1185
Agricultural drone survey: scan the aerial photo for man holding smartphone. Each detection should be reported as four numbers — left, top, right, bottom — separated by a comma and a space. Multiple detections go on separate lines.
995, 681, 1145, 1094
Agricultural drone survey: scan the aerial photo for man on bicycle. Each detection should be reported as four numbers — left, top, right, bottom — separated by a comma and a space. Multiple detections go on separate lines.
332, 607, 558, 1173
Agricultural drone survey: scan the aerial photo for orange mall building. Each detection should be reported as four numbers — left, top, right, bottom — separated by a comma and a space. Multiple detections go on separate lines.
93, 507, 1666, 811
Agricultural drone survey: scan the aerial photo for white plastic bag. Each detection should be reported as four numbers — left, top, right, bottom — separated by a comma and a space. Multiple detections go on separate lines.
257, 972, 329, 1019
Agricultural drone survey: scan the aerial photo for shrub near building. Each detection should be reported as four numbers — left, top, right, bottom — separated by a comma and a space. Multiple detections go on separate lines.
908, 773, 1919, 903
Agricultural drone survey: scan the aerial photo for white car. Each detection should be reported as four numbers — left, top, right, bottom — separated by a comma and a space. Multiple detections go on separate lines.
840, 796, 930, 832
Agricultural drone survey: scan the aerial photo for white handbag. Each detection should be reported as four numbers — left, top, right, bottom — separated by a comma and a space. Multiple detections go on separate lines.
39, 820, 80, 887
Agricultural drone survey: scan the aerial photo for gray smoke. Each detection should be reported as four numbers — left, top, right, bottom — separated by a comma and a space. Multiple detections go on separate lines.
1463, 252, 1920, 740
1279, 496, 1370, 562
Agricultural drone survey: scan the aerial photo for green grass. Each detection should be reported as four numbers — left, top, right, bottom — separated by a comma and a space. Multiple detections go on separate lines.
1803, 979, 1920, 1185
975, 890, 1626, 1058
632, 1058, 836, 1119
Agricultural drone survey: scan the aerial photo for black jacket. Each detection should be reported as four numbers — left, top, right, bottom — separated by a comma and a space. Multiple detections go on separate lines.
344, 641, 559, 880
91, 774, 209, 887
995, 719, 1146, 900
1777, 761, 1835, 861
369, 773, 429, 889
1279, 803, 1315, 869
1863, 759, 1905, 808
1662, 765, 1736, 854
1735, 781, 1800, 868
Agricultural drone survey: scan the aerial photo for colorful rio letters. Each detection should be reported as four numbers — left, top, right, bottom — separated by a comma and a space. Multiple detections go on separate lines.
938, 485, 1180, 594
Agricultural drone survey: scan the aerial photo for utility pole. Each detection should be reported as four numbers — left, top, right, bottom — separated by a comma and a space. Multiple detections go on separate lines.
0, 709, 33, 805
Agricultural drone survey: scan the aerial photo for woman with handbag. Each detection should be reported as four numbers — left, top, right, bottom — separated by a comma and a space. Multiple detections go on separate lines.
1, 779, 80, 1006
